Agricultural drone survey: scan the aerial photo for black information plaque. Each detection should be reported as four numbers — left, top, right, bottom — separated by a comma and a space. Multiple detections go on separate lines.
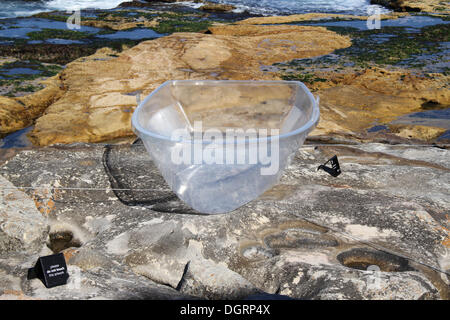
27, 253, 70, 288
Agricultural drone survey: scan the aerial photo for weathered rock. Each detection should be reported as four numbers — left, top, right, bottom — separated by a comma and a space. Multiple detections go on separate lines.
236, 12, 410, 25
24, 25, 350, 146
81, 17, 159, 31
200, 2, 236, 12
123, 221, 260, 298
311, 67, 450, 139
371, 0, 448, 13
0, 76, 63, 136
0, 142, 448, 299
0, 97, 29, 137
0, 42, 107, 66
0, 176, 48, 254
1, 11, 447, 146
388, 124, 447, 140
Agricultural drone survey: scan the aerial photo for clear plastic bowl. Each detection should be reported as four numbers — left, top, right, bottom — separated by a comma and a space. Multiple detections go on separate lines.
131, 80, 319, 214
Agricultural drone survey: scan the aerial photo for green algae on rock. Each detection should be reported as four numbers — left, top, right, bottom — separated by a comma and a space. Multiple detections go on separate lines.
26, 28, 92, 41
0, 60, 62, 97
327, 23, 450, 66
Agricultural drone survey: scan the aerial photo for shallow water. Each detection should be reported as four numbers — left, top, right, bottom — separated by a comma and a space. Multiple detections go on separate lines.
0, 0, 133, 19
0, 16, 166, 42
211, 0, 390, 15
0, 126, 33, 149
298, 15, 450, 30
0, 67, 41, 76
367, 125, 389, 133
367, 109, 450, 140
391, 108, 450, 130
43, 38, 85, 44
96, 28, 164, 40
0, 18, 100, 38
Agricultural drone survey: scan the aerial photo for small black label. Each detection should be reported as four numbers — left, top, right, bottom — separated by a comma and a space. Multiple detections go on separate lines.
317, 155, 342, 177
27, 253, 69, 288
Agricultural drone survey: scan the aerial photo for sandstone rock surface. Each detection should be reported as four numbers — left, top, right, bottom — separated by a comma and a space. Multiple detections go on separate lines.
0, 176, 48, 254
200, 2, 236, 12
310, 67, 449, 139
0, 142, 448, 299
0, 76, 63, 137
236, 12, 410, 25
81, 16, 160, 31
24, 25, 351, 146
371, 0, 448, 12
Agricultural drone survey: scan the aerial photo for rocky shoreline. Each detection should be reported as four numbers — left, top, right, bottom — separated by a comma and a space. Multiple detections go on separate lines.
371, 0, 449, 13
0, 3, 449, 145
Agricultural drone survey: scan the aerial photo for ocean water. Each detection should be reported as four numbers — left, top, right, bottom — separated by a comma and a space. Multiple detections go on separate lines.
0, 0, 133, 19
0, 0, 390, 19
209, 0, 390, 15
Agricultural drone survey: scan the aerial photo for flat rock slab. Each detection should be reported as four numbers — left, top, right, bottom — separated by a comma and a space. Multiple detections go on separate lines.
0, 142, 449, 299
0, 176, 48, 255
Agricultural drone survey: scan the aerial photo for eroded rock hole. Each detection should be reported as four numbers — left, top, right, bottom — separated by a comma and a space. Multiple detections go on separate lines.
264, 228, 339, 249
421, 100, 447, 110
337, 248, 413, 272
47, 231, 82, 253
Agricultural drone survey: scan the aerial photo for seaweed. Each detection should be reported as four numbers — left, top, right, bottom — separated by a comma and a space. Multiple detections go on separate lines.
26, 28, 92, 41
326, 24, 450, 66
152, 19, 212, 34
281, 73, 327, 84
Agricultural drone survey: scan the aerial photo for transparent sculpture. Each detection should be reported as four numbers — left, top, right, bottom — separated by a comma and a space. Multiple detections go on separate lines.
131, 80, 319, 214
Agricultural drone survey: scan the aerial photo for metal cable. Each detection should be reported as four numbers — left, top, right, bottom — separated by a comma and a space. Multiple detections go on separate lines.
0, 186, 170, 192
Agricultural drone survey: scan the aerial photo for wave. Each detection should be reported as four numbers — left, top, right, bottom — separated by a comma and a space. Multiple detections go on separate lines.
209, 0, 391, 16
0, 0, 133, 19
44, 0, 133, 11
0, 0, 390, 20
